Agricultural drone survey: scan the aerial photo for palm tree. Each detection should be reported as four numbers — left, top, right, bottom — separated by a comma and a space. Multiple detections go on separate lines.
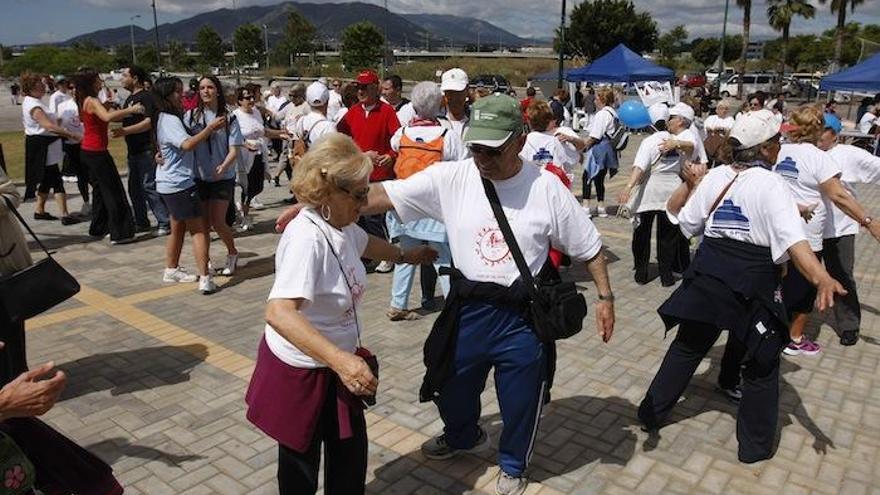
736, 0, 751, 98
767, 0, 816, 91
818, 0, 865, 71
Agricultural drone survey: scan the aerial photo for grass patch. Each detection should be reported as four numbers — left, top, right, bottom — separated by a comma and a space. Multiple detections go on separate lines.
0, 131, 129, 181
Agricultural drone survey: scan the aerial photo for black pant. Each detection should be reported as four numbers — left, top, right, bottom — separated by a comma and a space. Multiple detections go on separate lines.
823, 235, 861, 334
632, 211, 678, 284
421, 262, 438, 304
245, 154, 265, 204
357, 213, 387, 240
0, 304, 27, 387
81, 150, 135, 241
277, 381, 367, 495
62, 143, 89, 202
638, 319, 784, 463
582, 167, 607, 202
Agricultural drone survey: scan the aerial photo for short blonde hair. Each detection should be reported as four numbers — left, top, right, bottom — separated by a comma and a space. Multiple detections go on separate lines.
595, 86, 615, 107
786, 104, 824, 144
291, 134, 373, 205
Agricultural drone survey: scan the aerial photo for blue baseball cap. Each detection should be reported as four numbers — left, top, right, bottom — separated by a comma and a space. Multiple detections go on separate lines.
824, 112, 842, 134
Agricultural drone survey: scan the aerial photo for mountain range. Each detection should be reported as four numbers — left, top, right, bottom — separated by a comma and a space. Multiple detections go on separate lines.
63, 2, 535, 49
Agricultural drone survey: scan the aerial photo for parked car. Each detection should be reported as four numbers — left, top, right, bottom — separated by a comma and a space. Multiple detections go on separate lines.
677, 73, 707, 88
470, 74, 511, 94
719, 73, 776, 98
705, 67, 735, 84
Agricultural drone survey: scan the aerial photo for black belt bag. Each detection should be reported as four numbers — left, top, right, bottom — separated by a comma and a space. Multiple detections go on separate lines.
480, 178, 587, 343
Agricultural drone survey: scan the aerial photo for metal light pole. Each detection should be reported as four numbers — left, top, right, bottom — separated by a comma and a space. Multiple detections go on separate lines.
716, 0, 730, 71
130, 14, 141, 65
557, 0, 566, 88
151, 1, 161, 72
262, 24, 269, 70
231, 0, 240, 86
477, 30, 481, 53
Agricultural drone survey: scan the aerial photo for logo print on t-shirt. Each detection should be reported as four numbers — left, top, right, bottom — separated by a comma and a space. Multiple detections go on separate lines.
531, 148, 553, 165
775, 156, 799, 181
711, 199, 751, 232
475, 225, 511, 267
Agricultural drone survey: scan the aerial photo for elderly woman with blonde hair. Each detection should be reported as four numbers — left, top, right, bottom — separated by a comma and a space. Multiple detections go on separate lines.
245, 133, 436, 495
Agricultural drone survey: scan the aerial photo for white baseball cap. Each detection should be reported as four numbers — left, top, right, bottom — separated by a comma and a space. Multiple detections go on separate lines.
441, 68, 469, 92
729, 109, 781, 149
648, 103, 669, 125
669, 102, 695, 122
305, 81, 329, 107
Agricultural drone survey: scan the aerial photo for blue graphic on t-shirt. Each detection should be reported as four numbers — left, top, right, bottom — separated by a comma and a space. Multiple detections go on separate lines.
775, 156, 799, 181
532, 148, 553, 165
712, 199, 751, 232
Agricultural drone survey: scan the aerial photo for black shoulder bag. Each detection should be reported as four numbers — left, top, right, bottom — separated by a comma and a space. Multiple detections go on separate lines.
0, 197, 80, 322
479, 178, 588, 343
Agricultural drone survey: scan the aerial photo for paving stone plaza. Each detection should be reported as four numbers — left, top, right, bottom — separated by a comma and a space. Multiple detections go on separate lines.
14, 134, 880, 494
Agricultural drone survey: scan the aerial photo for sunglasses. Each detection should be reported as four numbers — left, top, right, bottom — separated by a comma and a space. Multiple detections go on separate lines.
467, 136, 514, 157
750, 102, 761, 108
339, 184, 370, 202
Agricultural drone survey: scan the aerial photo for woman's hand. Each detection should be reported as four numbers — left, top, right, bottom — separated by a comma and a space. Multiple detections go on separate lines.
208, 116, 227, 132
659, 139, 678, 153
0, 361, 67, 419
680, 161, 707, 188
403, 245, 438, 265
798, 203, 818, 223
617, 186, 632, 204
814, 275, 846, 312
128, 103, 145, 115
331, 352, 378, 396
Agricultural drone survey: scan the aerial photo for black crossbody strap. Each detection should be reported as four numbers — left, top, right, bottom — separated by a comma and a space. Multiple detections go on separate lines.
479, 178, 539, 299
2, 196, 52, 257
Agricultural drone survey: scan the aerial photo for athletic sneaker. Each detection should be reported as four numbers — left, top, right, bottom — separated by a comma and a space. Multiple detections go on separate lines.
598, 206, 609, 218
495, 471, 528, 495
206, 261, 217, 276
716, 385, 742, 403
582, 205, 592, 219
421, 427, 490, 460
163, 267, 198, 283
375, 260, 395, 273
250, 199, 265, 210
156, 226, 171, 236
783, 337, 821, 356
199, 275, 217, 295
62, 175, 78, 183
222, 254, 239, 276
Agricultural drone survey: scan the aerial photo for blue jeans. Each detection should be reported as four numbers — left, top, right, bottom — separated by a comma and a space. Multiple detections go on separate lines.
437, 303, 546, 477
389, 236, 451, 310
127, 150, 169, 229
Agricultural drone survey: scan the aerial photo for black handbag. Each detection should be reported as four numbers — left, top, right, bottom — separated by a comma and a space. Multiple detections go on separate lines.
0, 197, 80, 322
479, 178, 587, 343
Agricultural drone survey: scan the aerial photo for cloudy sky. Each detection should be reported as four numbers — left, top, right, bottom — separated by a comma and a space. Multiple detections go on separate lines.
2, 0, 880, 45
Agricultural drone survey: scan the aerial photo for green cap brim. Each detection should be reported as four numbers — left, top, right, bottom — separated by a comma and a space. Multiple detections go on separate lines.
462, 127, 513, 147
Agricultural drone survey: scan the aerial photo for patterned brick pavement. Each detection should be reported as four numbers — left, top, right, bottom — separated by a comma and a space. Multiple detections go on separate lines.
16, 138, 880, 494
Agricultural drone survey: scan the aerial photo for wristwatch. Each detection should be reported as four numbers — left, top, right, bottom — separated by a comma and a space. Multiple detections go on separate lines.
597, 293, 615, 303
862, 216, 873, 227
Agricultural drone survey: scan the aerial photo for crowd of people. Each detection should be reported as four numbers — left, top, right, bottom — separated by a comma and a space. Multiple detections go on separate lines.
3, 62, 880, 495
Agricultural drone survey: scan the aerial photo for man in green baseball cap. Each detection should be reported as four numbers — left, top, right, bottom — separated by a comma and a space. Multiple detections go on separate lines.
463, 94, 529, 181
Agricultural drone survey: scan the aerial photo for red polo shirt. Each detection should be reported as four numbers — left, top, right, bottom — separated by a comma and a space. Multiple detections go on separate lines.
337, 101, 401, 181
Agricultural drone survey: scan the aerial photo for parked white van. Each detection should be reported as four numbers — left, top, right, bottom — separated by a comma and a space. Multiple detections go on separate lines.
706, 67, 735, 84
719, 73, 775, 98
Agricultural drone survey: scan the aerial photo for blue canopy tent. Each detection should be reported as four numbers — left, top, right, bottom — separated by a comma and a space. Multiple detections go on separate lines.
819, 52, 880, 92
566, 44, 675, 83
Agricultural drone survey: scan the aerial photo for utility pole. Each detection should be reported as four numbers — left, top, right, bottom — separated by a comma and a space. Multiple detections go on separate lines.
130, 15, 141, 65
262, 24, 269, 70
557, 0, 566, 88
231, 0, 240, 86
477, 30, 481, 53
382, 0, 388, 78
716, 0, 730, 72
151, 0, 161, 73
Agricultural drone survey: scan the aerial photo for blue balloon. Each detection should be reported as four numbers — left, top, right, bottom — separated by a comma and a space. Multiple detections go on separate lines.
823, 112, 842, 134
618, 100, 652, 129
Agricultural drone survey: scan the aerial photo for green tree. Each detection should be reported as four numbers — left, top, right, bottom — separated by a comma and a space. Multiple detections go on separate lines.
563, 0, 658, 60
234, 23, 264, 67
737, 0, 752, 97
340, 21, 384, 71
767, 0, 816, 88
817, 0, 865, 71
166, 39, 186, 69
690, 36, 743, 67
281, 9, 316, 65
657, 25, 688, 65
195, 26, 224, 67
0, 45, 114, 77
136, 45, 160, 71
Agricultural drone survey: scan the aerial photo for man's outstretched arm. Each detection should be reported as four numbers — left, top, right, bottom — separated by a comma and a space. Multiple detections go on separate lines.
275, 183, 397, 232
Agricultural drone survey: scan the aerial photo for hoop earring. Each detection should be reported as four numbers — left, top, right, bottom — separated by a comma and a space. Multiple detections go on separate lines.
320, 204, 331, 221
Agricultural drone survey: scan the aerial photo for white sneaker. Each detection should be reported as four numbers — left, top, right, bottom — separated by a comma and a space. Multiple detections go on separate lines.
236, 216, 253, 232
222, 253, 239, 276
156, 226, 171, 236
250, 199, 265, 210
375, 260, 395, 273
163, 267, 198, 283
598, 206, 609, 218
199, 275, 217, 294
206, 261, 217, 276
495, 472, 528, 495
583, 205, 592, 219
62, 175, 78, 183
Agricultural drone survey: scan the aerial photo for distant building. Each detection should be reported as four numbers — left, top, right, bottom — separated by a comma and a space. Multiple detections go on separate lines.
746, 41, 765, 61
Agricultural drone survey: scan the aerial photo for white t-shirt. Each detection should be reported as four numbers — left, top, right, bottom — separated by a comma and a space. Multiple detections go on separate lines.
281, 102, 309, 131
519, 128, 582, 177
265, 208, 369, 368
704, 115, 734, 132
266, 94, 288, 114
327, 91, 343, 122
22, 96, 63, 166
390, 124, 467, 161
857, 112, 877, 134
47, 90, 71, 116
395, 102, 416, 127
445, 112, 468, 140
673, 165, 806, 264
384, 159, 603, 286
588, 107, 617, 141
56, 98, 82, 143
773, 142, 842, 251
632, 131, 685, 212
684, 126, 708, 162
824, 144, 880, 238
293, 111, 337, 147
233, 107, 266, 153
